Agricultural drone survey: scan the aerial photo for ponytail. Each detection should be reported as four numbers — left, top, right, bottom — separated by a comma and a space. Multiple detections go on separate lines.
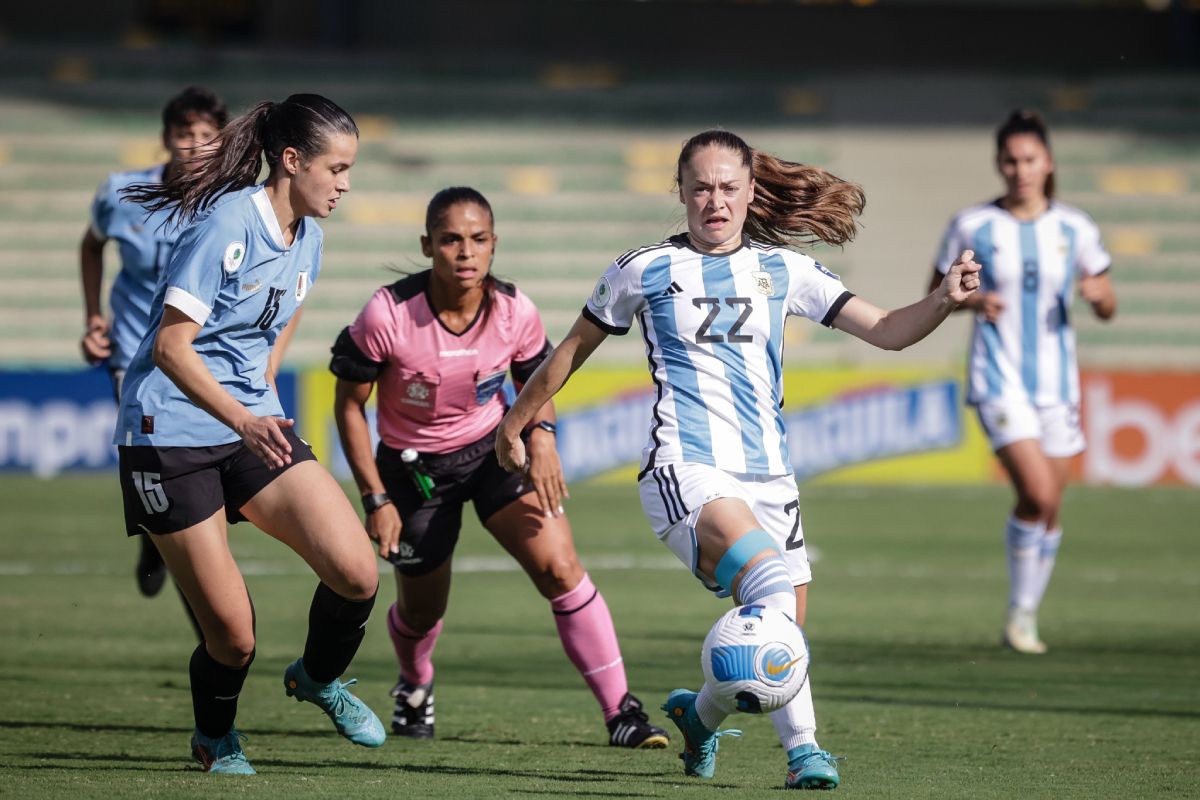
124, 93, 358, 223
676, 129, 865, 249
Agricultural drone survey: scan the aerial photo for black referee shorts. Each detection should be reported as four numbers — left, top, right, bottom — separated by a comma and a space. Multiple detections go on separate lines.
376, 427, 531, 576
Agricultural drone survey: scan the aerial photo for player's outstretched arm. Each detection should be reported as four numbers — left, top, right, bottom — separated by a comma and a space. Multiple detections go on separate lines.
496, 314, 608, 473
153, 305, 294, 468
836, 249, 981, 351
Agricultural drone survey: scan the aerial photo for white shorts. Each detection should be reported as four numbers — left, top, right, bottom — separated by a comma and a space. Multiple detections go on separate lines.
638, 463, 812, 591
975, 399, 1085, 458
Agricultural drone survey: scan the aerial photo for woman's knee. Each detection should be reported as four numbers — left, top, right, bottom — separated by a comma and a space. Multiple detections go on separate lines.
1015, 484, 1060, 522
207, 629, 256, 667
529, 554, 584, 599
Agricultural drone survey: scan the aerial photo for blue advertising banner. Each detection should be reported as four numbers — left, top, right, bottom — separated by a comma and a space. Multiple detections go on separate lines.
0, 369, 297, 477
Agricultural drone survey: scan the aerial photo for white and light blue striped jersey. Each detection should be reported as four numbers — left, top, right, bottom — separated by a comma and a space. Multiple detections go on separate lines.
90, 165, 184, 370
116, 185, 322, 447
584, 234, 853, 477
935, 200, 1110, 407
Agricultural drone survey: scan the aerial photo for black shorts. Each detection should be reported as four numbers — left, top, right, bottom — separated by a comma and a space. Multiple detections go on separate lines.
118, 427, 317, 537
377, 428, 530, 576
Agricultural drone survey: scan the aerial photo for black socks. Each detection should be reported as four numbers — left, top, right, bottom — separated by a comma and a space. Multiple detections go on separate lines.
302, 582, 377, 684
190, 643, 253, 738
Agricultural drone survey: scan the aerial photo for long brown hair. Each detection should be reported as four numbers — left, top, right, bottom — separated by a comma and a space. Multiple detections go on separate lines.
675, 129, 865, 248
124, 93, 358, 223
996, 109, 1055, 199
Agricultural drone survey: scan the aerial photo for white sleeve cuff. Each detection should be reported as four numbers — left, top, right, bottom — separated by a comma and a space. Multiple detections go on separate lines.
164, 286, 212, 325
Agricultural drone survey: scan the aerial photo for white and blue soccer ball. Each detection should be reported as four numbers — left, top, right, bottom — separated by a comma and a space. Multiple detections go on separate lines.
701, 604, 809, 714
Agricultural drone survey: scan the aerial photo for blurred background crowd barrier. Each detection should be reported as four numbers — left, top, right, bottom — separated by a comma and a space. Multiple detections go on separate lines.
0, 0, 1196, 484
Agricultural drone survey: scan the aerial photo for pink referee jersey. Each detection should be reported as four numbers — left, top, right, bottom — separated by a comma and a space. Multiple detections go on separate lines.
345, 271, 551, 453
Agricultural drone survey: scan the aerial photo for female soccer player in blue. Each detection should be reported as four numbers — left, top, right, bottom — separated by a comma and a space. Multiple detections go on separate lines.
80, 86, 226, 609
497, 130, 981, 790
929, 110, 1117, 654
118, 94, 384, 774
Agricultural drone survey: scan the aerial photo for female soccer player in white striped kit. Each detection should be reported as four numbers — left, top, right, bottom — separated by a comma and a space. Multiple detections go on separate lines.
497, 129, 982, 790
929, 110, 1117, 654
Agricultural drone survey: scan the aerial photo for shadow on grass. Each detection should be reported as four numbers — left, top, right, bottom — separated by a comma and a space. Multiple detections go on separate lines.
17, 752, 729, 789
825, 692, 1200, 720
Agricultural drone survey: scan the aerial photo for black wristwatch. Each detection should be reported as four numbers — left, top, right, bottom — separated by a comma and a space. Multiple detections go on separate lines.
528, 420, 557, 436
361, 492, 392, 515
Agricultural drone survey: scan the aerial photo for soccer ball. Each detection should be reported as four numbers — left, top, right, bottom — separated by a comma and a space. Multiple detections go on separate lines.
701, 604, 808, 714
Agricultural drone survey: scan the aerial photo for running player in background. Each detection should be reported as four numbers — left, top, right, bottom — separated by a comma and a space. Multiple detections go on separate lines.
929, 110, 1117, 655
80, 86, 226, 613
330, 186, 669, 750
497, 130, 981, 790
118, 94, 384, 773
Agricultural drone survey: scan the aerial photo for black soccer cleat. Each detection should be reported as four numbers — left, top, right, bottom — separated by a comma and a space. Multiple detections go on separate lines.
607, 692, 670, 749
136, 535, 167, 597
390, 677, 434, 739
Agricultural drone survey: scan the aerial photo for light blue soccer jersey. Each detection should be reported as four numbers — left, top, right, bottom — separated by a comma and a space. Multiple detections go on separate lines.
935, 201, 1111, 407
90, 165, 183, 370
584, 234, 853, 477
116, 185, 322, 447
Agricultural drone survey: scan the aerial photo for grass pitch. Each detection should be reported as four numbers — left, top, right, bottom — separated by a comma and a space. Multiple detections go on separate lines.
1, 476, 1197, 798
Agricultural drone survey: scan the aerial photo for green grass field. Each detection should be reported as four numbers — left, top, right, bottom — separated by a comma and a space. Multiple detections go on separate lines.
1, 476, 1197, 798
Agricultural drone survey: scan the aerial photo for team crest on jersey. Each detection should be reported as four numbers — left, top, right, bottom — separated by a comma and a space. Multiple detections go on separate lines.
592, 277, 613, 308
223, 242, 246, 274
751, 270, 775, 295
295, 270, 310, 302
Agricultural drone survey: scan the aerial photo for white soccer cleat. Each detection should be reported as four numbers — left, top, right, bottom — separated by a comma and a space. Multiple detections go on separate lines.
1003, 608, 1048, 654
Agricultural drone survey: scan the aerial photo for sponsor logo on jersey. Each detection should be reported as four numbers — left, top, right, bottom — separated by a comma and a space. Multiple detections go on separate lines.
223, 242, 246, 274
296, 270, 310, 302
592, 277, 613, 308
439, 348, 478, 357
812, 261, 840, 280
241, 280, 263, 294
751, 270, 775, 295
660, 281, 684, 297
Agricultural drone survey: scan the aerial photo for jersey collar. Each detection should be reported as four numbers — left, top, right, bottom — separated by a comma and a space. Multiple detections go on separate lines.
250, 185, 289, 250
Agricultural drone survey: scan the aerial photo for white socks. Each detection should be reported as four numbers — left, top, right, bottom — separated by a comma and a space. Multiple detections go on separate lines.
1006, 515, 1045, 611
770, 676, 818, 750
1030, 527, 1063, 609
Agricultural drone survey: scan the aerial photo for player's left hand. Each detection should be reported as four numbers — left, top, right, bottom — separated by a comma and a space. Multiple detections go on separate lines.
942, 249, 982, 305
526, 428, 568, 519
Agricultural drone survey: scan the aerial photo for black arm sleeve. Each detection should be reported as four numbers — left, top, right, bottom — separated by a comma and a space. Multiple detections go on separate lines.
329, 327, 385, 383
510, 338, 553, 386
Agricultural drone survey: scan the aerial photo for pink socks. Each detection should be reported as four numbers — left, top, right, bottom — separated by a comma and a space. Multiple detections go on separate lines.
550, 573, 628, 721
387, 603, 442, 686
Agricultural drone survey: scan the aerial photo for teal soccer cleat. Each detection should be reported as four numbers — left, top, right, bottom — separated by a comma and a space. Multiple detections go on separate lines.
661, 689, 741, 779
190, 729, 256, 775
284, 658, 386, 747
785, 743, 843, 790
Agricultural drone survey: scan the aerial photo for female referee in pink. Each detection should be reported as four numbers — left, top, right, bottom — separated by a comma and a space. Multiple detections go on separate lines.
331, 186, 669, 750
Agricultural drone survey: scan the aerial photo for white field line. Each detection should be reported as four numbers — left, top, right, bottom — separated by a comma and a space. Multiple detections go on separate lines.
2, 550, 1197, 586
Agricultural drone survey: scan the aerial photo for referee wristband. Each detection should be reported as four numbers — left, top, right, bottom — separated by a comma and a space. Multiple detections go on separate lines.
361, 492, 392, 515
526, 420, 557, 437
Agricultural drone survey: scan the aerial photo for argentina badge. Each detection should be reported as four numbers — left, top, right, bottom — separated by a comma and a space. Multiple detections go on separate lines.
751, 270, 774, 296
